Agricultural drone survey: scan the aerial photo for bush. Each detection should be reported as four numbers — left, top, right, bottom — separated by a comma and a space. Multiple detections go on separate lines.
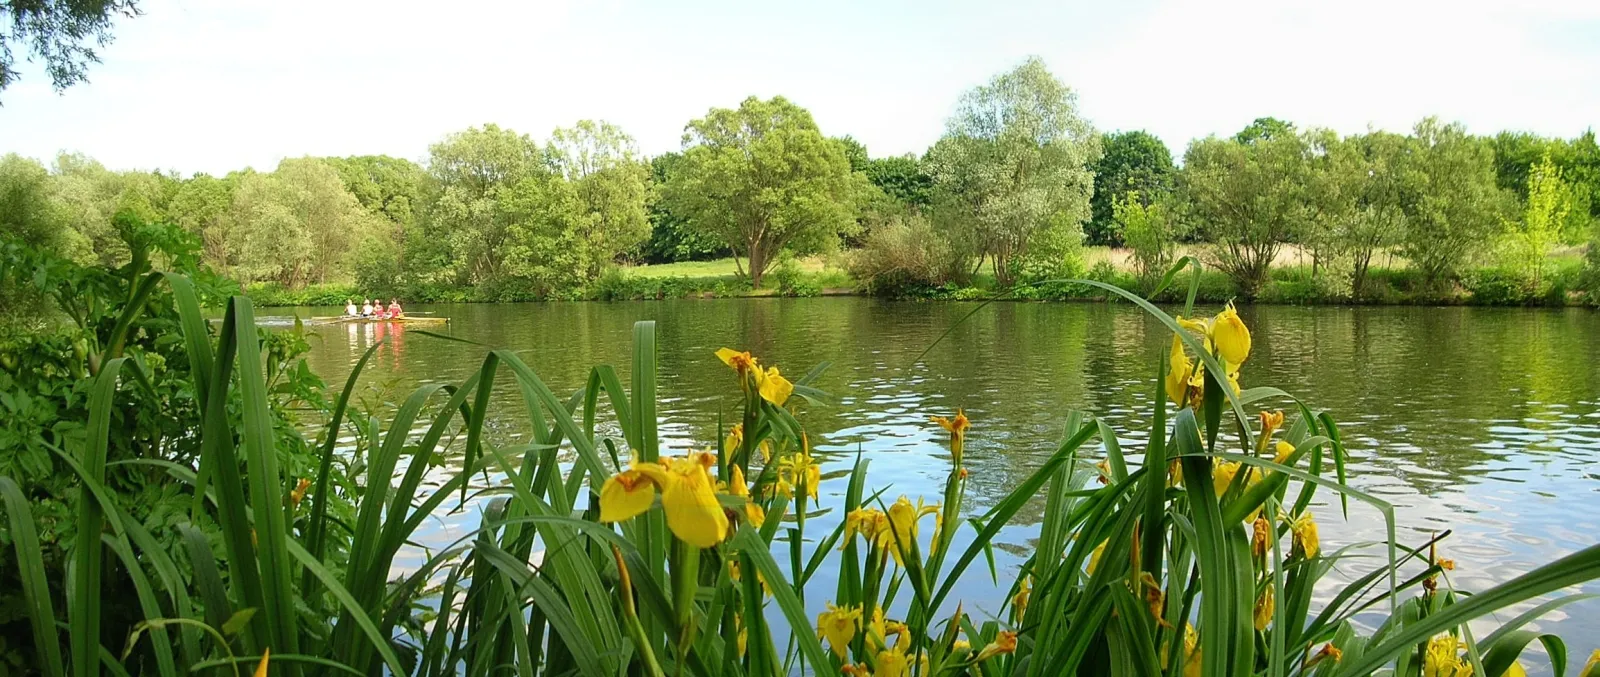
1463, 268, 1532, 305
847, 215, 964, 297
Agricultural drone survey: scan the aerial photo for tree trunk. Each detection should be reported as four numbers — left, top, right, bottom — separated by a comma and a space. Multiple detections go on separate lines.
747, 241, 766, 289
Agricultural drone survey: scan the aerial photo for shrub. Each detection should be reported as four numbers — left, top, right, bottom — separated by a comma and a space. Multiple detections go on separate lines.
848, 215, 963, 297
1463, 268, 1532, 305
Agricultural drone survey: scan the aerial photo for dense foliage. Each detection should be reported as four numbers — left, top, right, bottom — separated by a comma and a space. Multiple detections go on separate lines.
0, 215, 343, 672
662, 96, 864, 288
6, 56, 1600, 305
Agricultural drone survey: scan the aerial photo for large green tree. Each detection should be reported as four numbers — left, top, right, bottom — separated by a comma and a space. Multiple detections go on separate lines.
423, 124, 544, 285
548, 120, 652, 279
1398, 118, 1510, 285
1088, 130, 1175, 246
863, 155, 933, 211
1180, 124, 1313, 297
664, 96, 860, 287
0, 0, 139, 95
224, 158, 379, 287
642, 152, 725, 263
925, 56, 1100, 286
49, 153, 173, 266
165, 173, 236, 272
1338, 131, 1412, 295
323, 155, 426, 290
0, 153, 62, 248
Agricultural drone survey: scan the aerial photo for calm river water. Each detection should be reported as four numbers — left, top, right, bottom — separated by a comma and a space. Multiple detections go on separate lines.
271, 298, 1600, 644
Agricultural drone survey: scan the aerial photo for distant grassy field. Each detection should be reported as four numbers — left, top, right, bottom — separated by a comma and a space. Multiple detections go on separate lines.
623, 256, 832, 279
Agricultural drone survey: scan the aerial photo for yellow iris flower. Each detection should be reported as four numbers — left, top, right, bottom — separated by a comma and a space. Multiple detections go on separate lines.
1580, 650, 1599, 677
754, 366, 794, 406
1012, 575, 1031, 619
1212, 301, 1252, 365
886, 496, 939, 565
1254, 585, 1274, 630
717, 348, 793, 405
1168, 307, 1251, 408
255, 649, 270, 677
931, 409, 970, 465
1288, 511, 1320, 559
1258, 409, 1284, 440
1274, 440, 1295, 465
875, 647, 910, 677
974, 631, 1017, 662
716, 347, 758, 377
1305, 643, 1342, 670
816, 602, 862, 660
1183, 625, 1202, 677
843, 507, 892, 554
598, 452, 729, 548
724, 423, 743, 455
1251, 516, 1271, 559
779, 449, 820, 501
1423, 634, 1473, 677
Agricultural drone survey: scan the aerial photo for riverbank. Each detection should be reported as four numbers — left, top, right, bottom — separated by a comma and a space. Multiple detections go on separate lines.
247, 256, 1599, 308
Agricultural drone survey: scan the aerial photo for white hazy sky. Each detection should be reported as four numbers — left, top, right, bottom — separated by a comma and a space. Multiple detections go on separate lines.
1, 0, 1596, 176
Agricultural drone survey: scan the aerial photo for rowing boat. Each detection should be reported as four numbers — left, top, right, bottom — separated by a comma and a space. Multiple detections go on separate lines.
309, 315, 449, 326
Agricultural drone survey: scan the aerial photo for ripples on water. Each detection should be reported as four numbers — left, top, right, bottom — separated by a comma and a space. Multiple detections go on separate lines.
277, 300, 1600, 647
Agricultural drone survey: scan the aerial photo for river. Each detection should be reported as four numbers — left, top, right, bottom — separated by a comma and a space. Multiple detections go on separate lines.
270, 298, 1600, 643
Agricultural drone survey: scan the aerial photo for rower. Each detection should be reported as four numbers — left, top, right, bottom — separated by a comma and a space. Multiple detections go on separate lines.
345, 299, 358, 317
387, 298, 404, 319
361, 299, 374, 316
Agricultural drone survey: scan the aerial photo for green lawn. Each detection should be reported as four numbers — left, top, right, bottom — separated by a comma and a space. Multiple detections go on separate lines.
622, 256, 832, 279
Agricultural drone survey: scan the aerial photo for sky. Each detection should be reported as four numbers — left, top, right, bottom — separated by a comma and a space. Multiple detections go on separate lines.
1, 0, 1597, 176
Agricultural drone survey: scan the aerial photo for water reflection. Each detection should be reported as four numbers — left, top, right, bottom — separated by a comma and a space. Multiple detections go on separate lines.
274, 299, 1600, 640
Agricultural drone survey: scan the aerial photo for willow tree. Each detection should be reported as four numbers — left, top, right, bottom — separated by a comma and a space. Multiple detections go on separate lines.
925, 57, 1100, 286
664, 96, 860, 288
1180, 127, 1313, 297
548, 120, 651, 280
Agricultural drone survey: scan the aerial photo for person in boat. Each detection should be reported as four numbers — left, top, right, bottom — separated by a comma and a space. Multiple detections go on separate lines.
361, 299, 374, 316
387, 298, 404, 319
345, 299, 358, 317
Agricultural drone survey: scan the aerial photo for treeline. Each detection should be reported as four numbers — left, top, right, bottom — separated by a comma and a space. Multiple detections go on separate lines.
4, 56, 1599, 303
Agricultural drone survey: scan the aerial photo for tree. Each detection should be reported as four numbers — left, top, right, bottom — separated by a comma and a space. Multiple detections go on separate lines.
0, 0, 139, 96
1113, 190, 1176, 289
1180, 128, 1312, 297
49, 153, 171, 266
1399, 118, 1510, 286
423, 124, 544, 285
925, 57, 1100, 286
835, 136, 871, 173
1339, 131, 1411, 295
664, 96, 860, 287
165, 173, 236, 272
224, 158, 379, 287
1088, 131, 1175, 246
0, 154, 62, 248
1512, 153, 1571, 290
863, 155, 933, 211
642, 153, 725, 263
1234, 117, 1296, 145
548, 120, 652, 279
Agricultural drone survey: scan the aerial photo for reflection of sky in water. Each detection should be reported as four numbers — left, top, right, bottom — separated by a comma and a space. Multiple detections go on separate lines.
274, 300, 1600, 655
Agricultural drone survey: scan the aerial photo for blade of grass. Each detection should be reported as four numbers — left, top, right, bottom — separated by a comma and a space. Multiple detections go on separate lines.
0, 476, 65, 677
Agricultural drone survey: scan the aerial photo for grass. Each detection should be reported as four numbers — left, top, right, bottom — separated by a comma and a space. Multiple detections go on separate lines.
4, 263, 1599, 677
